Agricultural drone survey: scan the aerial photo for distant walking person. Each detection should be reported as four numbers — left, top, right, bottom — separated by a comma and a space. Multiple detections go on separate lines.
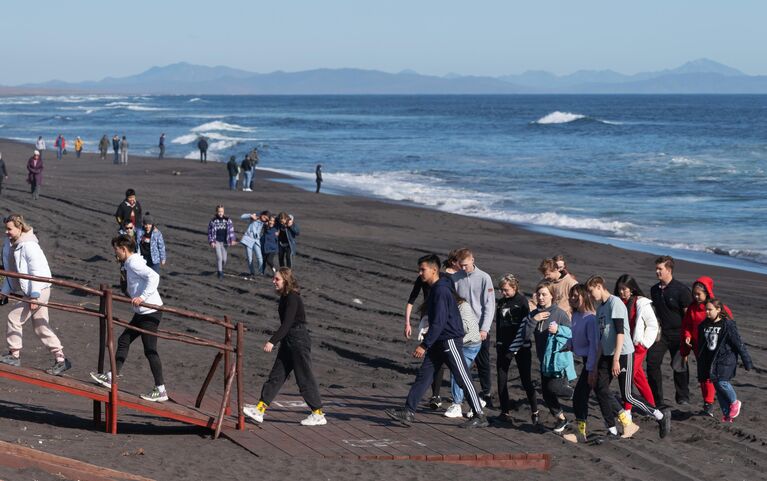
137, 213, 166, 274
90, 234, 169, 402
158, 133, 166, 159
98, 135, 109, 161
197, 137, 208, 163
226, 156, 239, 190
112, 135, 120, 164
385, 254, 488, 428
648, 255, 693, 407
243, 268, 327, 426
35, 136, 46, 160
119, 136, 129, 165
0, 152, 8, 195
114, 189, 143, 228
0, 214, 72, 376
27, 150, 44, 200
74, 137, 83, 158
208, 205, 236, 279
247, 148, 259, 190
315, 164, 323, 193
54, 134, 66, 160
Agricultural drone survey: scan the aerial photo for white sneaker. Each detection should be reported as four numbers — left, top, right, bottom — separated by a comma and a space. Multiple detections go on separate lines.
465, 398, 487, 419
243, 404, 264, 423
300, 412, 327, 426
90, 371, 112, 388
140, 387, 168, 402
444, 403, 463, 418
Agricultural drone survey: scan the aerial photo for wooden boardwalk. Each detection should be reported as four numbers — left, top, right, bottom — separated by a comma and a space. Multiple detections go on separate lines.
216, 386, 551, 471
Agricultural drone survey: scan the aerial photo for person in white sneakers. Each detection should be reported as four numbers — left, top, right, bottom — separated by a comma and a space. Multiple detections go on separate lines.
444, 294, 486, 419
90, 234, 168, 402
244, 268, 326, 426
0, 214, 71, 376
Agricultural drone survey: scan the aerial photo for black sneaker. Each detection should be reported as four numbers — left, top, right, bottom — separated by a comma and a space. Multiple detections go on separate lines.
553, 416, 569, 434
385, 408, 414, 426
45, 359, 71, 376
428, 396, 442, 410
658, 408, 672, 439
494, 412, 514, 424
701, 403, 715, 417
462, 414, 489, 429
0, 353, 20, 367
676, 398, 690, 406
481, 393, 494, 409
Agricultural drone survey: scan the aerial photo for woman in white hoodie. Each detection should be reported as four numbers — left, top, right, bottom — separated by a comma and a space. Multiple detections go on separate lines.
0, 214, 71, 375
614, 274, 659, 414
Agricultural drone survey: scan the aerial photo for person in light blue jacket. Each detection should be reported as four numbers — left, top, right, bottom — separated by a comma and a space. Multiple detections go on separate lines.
135, 213, 166, 274
240, 210, 269, 277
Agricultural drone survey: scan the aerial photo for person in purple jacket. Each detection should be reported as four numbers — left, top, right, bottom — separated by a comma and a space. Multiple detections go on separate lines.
385, 254, 488, 428
207, 205, 236, 279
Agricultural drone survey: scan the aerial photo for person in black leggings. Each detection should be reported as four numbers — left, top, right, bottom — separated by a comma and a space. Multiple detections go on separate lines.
494, 274, 535, 423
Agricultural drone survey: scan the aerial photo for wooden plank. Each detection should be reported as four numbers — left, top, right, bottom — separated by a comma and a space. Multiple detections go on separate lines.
0, 440, 157, 481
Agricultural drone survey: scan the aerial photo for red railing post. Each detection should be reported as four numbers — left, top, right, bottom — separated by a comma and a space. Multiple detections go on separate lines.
223, 316, 232, 416
104, 288, 118, 434
93, 284, 107, 425
236, 322, 244, 430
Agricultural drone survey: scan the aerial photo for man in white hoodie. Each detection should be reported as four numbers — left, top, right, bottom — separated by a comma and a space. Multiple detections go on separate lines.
90, 234, 168, 402
0, 214, 71, 375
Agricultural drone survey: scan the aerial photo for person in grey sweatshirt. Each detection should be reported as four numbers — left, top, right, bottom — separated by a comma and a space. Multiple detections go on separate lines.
451, 248, 496, 404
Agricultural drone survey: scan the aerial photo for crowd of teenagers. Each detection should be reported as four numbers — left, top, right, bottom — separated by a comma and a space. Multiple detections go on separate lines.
389, 250, 753, 442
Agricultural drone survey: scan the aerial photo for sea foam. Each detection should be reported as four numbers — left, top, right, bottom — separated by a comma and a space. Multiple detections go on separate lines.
191, 121, 255, 133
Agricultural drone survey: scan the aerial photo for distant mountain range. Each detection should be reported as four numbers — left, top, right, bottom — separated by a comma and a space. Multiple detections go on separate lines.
8, 58, 767, 94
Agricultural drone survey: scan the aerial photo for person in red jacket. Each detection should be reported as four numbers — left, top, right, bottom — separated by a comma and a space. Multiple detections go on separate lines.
681, 276, 732, 416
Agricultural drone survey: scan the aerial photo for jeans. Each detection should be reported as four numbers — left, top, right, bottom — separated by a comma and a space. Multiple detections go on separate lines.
714, 380, 737, 416
242, 170, 253, 190
214, 241, 228, 273
57, 148, 63, 160
76, 149, 81, 158
159, 145, 165, 159
450, 342, 481, 404
260, 329, 323, 411
200, 150, 207, 162
113, 151, 119, 164
244, 244, 264, 275
229, 175, 238, 191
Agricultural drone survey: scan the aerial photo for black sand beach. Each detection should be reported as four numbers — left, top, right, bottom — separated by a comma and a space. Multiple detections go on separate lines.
0, 138, 765, 480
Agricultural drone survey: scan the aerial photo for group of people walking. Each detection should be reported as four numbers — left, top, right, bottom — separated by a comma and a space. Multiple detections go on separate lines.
392, 250, 752, 441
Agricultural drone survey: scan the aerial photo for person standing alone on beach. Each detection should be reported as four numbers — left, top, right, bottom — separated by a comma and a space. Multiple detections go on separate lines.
27, 150, 43, 200
315, 164, 323, 193
158, 133, 166, 159
243, 268, 327, 426
111, 135, 120, 164
90, 234, 168, 402
386, 254, 488, 428
197, 136, 208, 163
451, 248, 495, 406
74, 137, 83, 158
119, 136, 129, 165
208, 205, 236, 279
35, 136, 46, 160
98, 135, 109, 161
647, 255, 692, 407
0, 153, 8, 195
0, 214, 72, 376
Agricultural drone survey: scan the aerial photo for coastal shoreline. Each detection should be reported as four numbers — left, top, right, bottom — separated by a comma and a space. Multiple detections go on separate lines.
0, 137, 764, 480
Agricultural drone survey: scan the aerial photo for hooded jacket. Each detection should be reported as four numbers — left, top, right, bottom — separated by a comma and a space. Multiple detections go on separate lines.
681, 276, 733, 356
420, 277, 465, 350
632, 296, 660, 349
1, 229, 52, 298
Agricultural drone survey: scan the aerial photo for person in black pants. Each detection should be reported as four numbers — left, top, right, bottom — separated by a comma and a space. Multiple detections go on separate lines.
647, 256, 693, 406
243, 268, 326, 426
90, 235, 168, 402
385, 254, 488, 428
277, 212, 299, 268
315, 164, 323, 193
494, 274, 535, 423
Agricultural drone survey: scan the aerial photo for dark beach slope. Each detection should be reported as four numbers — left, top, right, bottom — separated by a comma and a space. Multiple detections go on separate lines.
0, 138, 764, 480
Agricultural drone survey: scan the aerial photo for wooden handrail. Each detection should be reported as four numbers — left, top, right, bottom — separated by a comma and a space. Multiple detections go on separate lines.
0, 269, 103, 295
112, 317, 235, 352
111, 293, 234, 329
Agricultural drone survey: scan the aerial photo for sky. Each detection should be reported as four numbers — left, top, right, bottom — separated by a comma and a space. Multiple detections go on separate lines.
1, 0, 765, 84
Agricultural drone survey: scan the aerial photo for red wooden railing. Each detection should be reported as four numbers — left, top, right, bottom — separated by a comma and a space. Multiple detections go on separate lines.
0, 269, 245, 438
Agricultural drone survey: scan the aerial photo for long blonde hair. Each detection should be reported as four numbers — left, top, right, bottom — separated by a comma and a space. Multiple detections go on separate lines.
3, 214, 32, 233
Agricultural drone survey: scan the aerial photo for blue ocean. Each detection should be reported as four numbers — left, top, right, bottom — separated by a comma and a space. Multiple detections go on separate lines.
1, 94, 765, 273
